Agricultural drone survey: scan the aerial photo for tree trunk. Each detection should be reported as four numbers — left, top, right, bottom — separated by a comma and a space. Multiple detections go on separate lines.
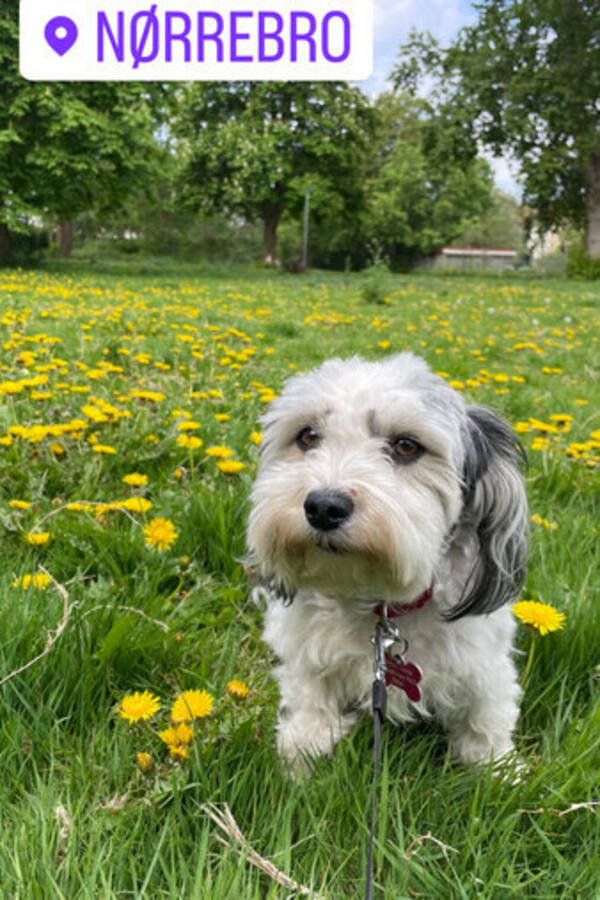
57, 219, 74, 258
262, 209, 281, 266
585, 148, 600, 258
0, 222, 10, 265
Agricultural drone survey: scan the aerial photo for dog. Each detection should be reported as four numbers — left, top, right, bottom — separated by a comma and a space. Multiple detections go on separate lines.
247, 353, 528, 772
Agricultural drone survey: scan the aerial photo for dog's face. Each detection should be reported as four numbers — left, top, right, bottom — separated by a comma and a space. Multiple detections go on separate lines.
248, 353, 528, 614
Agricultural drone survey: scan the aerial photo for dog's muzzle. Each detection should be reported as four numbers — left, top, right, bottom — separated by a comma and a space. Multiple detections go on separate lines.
303, 489, 354, 532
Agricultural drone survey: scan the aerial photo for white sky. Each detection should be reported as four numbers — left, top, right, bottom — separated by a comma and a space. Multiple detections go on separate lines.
360, 0, 522, 198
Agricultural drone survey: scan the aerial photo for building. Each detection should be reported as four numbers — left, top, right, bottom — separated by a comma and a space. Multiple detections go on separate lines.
428, 247, 518, 271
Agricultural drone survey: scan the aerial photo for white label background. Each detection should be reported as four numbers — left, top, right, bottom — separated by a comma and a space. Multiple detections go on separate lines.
20, 0, 373, 80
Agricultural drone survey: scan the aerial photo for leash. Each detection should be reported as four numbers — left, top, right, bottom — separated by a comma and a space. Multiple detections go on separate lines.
365, 592, 431, 899
365, 617, 390, 900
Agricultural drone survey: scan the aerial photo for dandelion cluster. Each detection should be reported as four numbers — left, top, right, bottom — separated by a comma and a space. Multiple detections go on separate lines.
118, 682, 248, 767
0, 267, 594, 779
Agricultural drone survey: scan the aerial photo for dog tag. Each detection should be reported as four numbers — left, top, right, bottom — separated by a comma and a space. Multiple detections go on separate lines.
384, 653, 423, 702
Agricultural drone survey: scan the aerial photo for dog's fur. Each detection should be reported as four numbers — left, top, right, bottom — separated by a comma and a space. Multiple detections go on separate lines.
247, 353, 528, 770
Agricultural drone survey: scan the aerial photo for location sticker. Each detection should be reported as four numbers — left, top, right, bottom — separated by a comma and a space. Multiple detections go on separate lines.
44, 16, 78, 56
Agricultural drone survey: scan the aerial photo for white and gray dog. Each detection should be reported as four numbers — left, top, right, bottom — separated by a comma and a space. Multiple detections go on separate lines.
247, 353, 528, 772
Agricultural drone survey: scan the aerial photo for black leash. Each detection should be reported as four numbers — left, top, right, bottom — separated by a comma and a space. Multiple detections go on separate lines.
365, 669, 387, 900
365, 617, 396, 900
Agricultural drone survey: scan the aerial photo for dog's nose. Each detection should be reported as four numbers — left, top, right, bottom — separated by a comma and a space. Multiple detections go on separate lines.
304, 489, 354, 531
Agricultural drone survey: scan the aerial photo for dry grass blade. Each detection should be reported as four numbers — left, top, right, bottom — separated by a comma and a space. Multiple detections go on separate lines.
403, 831, 458, 862
201, 803, 316, 897
0, 569, 78, 687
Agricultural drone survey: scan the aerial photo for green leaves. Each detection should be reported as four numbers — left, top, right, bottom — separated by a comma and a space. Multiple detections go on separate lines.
393, 1, 600, 250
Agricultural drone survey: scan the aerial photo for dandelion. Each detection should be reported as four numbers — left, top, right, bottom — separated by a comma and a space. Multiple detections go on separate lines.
227, 680, 249, 699
171, 689, 214, 722
92, 444, 117, 455
158, 722, 195, 747
177, 434, 203, 450
25, 531, 50, 546
12, 573, 52, 590
123, 473, 148, 486
250, 431, 262, 446
513, 600, 566, 687
217, 460, 245, 474
530, 514, 558, 531
205, 445, 233, 458
136, 752, 154, 774
116, 497, 153, 513
169, 744, 189, 761
118, 690, 161, 723
9, 500, 31, 510
144, 518, 178, 551
513, 600, 565, 636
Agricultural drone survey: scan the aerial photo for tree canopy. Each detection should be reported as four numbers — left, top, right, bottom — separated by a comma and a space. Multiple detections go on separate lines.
363, 93, 494, 269
0, 1, 163, 260
394, 0, 600, 256
174, 82, 374, 264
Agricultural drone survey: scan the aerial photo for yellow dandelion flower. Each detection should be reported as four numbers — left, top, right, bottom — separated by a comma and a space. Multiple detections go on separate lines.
250, 431, 262, 446
92, 444, 117, 455
205, 445, 233, 458
118, 690, 161, 723
227, 680, 249, 699
177, 421, 201, 432
513, 601, 565, 636
530, 514, 558, 531
12, 574, 32, 589
214, 414, 230, 422
136, 752, 154, 773
217, 460, 245, 474
169, 744, 189, 760
158, 722, 195, 747
177, 434, 203, 450
171, 689, 214, 722
25, 531, 50, 546
144, 518, 178, 551
123, 473, 148, 486
117, 497, 153, 513
32, 573, 52, 589
9, 500, 31, 510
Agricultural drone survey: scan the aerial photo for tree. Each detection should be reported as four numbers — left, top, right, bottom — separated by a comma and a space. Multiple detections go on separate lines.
175, 82, 374, 265
394, 0, 600, 257
0, 2, 163, 261
452, 189, 525, 253
364, 93, 494, 269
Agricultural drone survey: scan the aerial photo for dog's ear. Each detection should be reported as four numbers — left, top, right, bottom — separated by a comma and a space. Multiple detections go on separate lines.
446, 406, 529, 620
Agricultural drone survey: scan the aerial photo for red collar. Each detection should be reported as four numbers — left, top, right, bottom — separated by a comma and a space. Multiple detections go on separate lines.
373, 586, 433, 619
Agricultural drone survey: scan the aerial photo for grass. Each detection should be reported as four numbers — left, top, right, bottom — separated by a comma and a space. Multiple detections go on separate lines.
0, 262, 598, 898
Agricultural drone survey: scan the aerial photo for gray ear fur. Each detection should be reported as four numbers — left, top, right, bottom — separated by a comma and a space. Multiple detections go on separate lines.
446, 406, 529, 620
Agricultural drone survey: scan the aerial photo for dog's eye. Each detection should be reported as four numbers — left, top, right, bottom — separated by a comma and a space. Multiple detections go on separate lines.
388, 436, 424, 462
296, 427, 321, 451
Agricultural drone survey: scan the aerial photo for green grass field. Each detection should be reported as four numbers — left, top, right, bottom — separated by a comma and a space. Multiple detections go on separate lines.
0, 261, 598, 898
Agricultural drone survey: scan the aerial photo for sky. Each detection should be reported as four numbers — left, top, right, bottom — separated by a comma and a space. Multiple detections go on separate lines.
361, 0, 521, 199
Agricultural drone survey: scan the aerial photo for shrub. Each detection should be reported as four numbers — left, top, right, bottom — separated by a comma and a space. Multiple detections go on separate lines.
360, 258, 391, 303
566, 242, 600, 279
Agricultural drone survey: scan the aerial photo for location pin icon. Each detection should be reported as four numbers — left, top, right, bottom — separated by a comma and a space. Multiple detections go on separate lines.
44, 16, 78, 56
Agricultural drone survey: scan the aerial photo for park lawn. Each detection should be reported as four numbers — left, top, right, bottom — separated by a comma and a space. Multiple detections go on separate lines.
0, 261, 598, 898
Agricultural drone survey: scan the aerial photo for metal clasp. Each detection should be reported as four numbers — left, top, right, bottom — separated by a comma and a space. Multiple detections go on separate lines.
371, 608, 408, 681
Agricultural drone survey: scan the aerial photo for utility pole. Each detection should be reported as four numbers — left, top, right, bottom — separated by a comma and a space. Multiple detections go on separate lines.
302, 186, 312, 270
